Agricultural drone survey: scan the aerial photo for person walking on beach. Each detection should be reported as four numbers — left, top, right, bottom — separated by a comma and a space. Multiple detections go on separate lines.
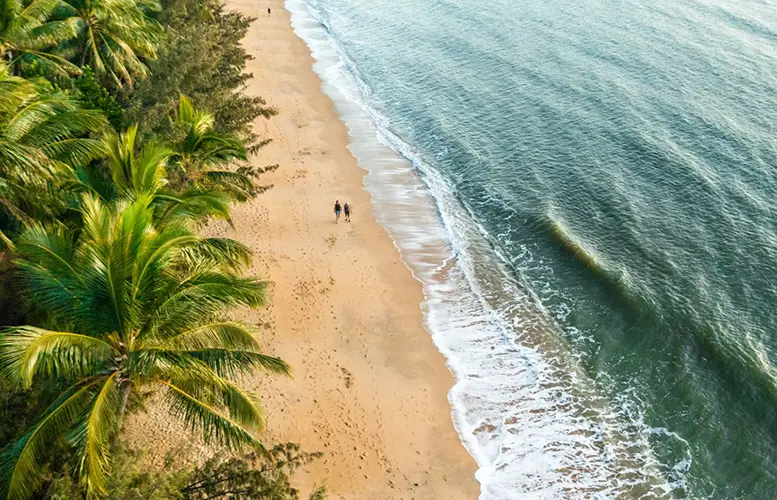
267, 7, 271, 15
334, 200, 342, 223
344, 202, 351, 222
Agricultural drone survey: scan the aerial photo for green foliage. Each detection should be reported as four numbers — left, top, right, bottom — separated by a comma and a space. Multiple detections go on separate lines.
74, 67, 124, 130
124, 0, 276, 149
45, 447, 189, 499
0, 379, 62, 451
0, 0, 81, 77
0, 197, 289, 498
45, 443, 326, 500
1, 0, 161, 84
180, 444, 325, 500
0, 63, 108, 235
0, 380, 74, 499
175, 94, 247, 170
169, 95, 258, 201
0, 0, 293, 497
52, 0, 162, 88
90, 124, 236, 225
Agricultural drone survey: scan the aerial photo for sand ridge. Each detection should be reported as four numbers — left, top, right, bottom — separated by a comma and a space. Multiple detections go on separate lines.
123, 0, 480, 497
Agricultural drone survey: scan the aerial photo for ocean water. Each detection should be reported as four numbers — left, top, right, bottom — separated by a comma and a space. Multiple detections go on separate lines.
285, 0, 777, 497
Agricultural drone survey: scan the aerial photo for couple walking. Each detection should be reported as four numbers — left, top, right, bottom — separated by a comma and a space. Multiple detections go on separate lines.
334, 200, 351, 223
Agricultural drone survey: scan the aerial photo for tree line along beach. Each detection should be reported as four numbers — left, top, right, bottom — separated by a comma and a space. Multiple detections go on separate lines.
0, 0, 478, 498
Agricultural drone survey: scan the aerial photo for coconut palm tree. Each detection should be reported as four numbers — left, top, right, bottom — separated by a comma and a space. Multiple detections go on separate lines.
171, 95, 255, 201
0, 194, 289, 499
0, 63, 106, 237
77, 124, 235, 227
0, 0, 80, 76
54, 0, 161, 88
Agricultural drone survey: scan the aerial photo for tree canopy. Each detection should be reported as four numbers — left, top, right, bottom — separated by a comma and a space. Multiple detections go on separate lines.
0, 195, 289, 498
0, 63, 107, 237
0, 0, 301, 496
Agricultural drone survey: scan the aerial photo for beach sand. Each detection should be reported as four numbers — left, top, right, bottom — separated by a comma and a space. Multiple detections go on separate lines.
123, 0, 480, 498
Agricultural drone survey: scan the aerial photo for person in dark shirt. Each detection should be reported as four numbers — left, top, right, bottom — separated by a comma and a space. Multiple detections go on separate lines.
344, 202, 351, 222
334, 200, 342, 223
268, 7, 271, 15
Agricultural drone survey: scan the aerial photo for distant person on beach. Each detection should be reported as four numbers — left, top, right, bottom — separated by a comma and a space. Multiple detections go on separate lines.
334, 200, 342, 223
344, 202, 351, 222
267, 7, 271, 15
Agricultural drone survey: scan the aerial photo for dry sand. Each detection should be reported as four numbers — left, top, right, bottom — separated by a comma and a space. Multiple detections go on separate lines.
124, 0, 480, 497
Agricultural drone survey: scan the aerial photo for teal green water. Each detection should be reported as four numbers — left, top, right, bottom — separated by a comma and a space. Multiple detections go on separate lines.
293, 0, 777, 496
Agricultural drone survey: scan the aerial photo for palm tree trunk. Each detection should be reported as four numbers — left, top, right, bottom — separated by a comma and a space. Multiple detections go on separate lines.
119, 380, 132, 415
5, 50, 17, 76
80, 37, 89, 67
0, 198, 31, 225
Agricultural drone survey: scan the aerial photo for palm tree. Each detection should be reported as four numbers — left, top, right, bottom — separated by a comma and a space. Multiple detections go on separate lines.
0, 194, 289, 499
172, 95, 255, 202
0, 63, 106, 237
77, 124, 235, 227
54, 0, 161, 88
0, 0, 80, 76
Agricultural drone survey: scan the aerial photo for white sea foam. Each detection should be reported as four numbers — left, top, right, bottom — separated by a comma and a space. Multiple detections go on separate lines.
284, 1, 686, 497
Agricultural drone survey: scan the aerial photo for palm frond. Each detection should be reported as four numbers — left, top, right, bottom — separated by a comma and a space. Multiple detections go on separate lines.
189, 349, 290, 379
211, 380, 265, 432
139, 271, 267, 340
309, 485, 328, 500
0, 378, 104, 500
14, 221, 77, 276
17, 104, 106, 145
176, 94, 207, 133
0, 229, 15, 251
200, 170, 255, 202
13, 224, 87, 323
104, 126, 172, 199
154, 322, 260, 351
18, 49, 82, 77
177, 237, 252, 271
43, 137, 107, 168
8, 0, 61, 33
106, 197, 157, 337
0, 327, 116, 388
173, 375, 265, 433
133, 349, 266, 432
70, 373, 123, 497
27, 17, 80, 47
131, 225, 199, 303
158, 379, 263, 450
79, 194, 114, 251
133, 141, 172, 195
0, 67, 38, 112
53, 0, 161, 87
154, 189, 231, 225
0, 72, 106, 165
198, 133, 247, 163
172, 95, 249, 194
132, 342, 288, 380
0, 65, 106, 235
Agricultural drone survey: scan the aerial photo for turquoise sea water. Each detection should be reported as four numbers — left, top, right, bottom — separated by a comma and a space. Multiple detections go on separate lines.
288, 0, 777, 497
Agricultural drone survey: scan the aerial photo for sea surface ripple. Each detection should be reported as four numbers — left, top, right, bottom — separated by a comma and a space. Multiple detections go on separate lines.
287, 0, 777, 497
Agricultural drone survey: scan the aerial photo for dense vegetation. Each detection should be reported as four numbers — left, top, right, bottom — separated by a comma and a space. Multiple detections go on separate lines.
0, 0, 319, 498
45, 443, 326, 499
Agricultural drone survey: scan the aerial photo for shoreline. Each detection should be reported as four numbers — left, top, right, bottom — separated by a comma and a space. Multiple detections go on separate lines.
124, 0, 480, 497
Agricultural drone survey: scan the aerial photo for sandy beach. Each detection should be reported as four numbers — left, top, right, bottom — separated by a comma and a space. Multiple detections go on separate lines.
124, 0, 479, 497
